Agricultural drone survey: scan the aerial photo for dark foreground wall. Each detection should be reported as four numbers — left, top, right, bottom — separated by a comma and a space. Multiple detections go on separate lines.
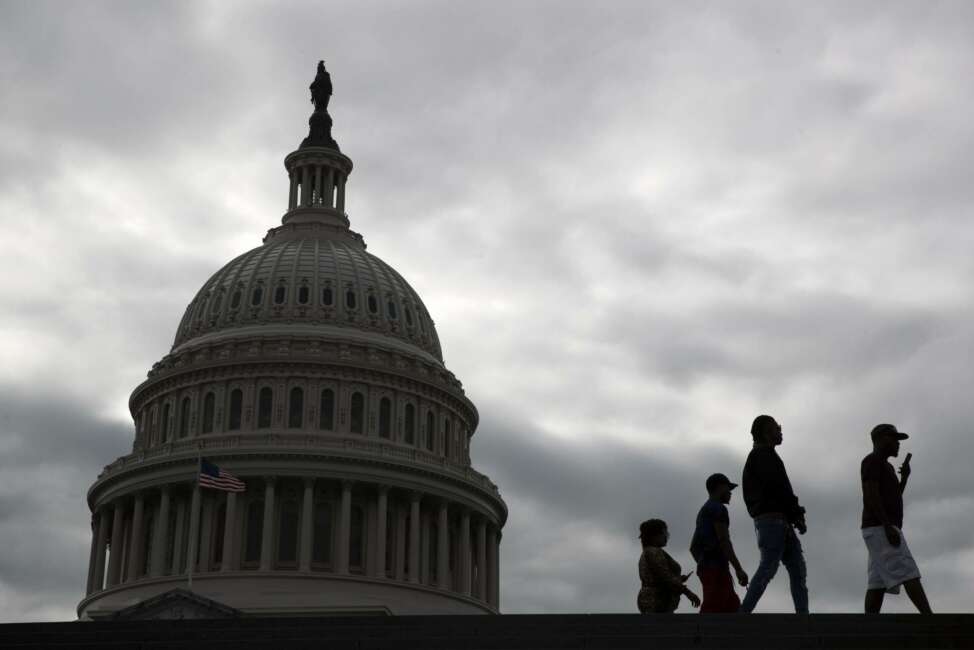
1, 614, 972, 649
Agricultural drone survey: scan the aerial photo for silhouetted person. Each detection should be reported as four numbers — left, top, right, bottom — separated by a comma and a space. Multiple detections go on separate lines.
690, 473, 749, 612
637, 519, 701, 613
739, 414, 809, 613
861, 423, 932, 614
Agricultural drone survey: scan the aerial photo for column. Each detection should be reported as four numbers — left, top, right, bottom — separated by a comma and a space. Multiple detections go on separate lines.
119, 517, 132, 583
301, 166, 311, 206
395, 506, 407, 581
171, 496, 187, 575
106, 501, 126, 587
299, 478, 315, 572
127, 493, 146, 580
259, 477, 276, 571
476, 519, 487, 601
408, 494, 421, 584
337, 176, 346, 212
150, 487, 171, 577
487, 527, 499, 609
85, 515, 99, 594
221, 491, 238, 572
314, 166, 323, 205
373, 486, 387, 578
420, 512, 430, 585
437, 502, 449, 589
337, 480, 352, 574
288, 170, 297, 209
198, 493, 213, 573
459, 510, 471, 595
185, 485, 201, 576
91, 508, 111, 593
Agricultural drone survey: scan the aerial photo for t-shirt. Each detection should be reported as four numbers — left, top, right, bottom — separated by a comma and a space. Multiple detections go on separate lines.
690, 498, 730, 568
861, 452, 903, 529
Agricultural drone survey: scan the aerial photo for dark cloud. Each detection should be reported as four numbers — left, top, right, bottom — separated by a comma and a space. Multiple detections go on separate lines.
2, 0, 974, 621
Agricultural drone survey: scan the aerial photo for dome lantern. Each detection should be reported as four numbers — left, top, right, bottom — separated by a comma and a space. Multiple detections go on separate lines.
281, 61, 353, 230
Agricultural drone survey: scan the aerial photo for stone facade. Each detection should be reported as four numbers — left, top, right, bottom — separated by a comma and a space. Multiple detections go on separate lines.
78, 66, 506, 619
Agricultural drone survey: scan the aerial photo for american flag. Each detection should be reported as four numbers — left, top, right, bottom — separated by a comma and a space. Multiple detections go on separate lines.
198, 458, 246, 492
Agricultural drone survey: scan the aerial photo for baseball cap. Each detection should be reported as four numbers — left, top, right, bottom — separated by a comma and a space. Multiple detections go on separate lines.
705, 473, 738, 492
870, 423, 909, 442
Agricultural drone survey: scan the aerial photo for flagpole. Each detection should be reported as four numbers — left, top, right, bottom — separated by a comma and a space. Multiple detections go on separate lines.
187, 445, 203, 591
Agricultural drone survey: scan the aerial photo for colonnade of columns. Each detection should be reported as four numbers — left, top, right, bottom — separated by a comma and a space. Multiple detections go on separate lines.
85, 476, 501, 611
287, 163, 346, 213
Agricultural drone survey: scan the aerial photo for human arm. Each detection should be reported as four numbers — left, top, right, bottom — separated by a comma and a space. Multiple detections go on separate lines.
863, 480, 900, 547
898, 453, 912, 494
714, 521, 748, 587
748, 449, 805, 525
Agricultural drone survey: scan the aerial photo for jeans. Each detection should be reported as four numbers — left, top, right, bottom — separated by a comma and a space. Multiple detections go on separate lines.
739, 518, 808, 613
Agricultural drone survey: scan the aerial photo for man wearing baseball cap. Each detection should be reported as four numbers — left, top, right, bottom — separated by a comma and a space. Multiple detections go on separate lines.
861, 423, 932, 613
689, 473, 749, 613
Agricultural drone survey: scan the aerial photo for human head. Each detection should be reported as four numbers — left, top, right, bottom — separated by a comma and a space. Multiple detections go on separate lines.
751, 414, 782, 446
706, 473, 738, 504
870, 423, 908, 458
639, 519, 668, 547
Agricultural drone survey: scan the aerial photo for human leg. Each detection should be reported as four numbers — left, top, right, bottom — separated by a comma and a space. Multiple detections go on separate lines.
864, 588, 885, 614
903, 578, 932, 614
781, 526, 809, 614
738, 520, 785, 613
699, 566, 739, 613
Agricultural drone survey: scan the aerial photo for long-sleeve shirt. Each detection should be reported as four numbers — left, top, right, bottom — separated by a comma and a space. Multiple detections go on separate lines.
742, 446, 804, 522
637, 546, 684, 613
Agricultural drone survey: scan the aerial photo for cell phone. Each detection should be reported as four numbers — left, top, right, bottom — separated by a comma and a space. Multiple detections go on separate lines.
904, 452, 913, 463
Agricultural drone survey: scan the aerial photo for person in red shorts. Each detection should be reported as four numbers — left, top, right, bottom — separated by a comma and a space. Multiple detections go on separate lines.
690, 473, 749, 613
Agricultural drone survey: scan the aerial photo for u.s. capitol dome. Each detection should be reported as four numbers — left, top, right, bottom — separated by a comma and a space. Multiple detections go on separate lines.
78, 62, 506, 619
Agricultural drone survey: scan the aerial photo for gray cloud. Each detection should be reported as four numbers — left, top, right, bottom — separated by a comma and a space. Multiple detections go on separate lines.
2, 0, 974, 621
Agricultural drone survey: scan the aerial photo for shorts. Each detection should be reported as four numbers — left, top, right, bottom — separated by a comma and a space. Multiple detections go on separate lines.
862, 525, 920, 594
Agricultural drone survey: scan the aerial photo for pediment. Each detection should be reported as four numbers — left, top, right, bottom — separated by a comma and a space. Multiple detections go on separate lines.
111, 588, 240, 620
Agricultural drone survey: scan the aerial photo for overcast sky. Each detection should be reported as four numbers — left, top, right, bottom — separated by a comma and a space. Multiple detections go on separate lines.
2, 0, 974, 621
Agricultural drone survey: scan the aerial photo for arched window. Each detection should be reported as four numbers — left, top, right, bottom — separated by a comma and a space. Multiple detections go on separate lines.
210, 290, 223, 314
319, 388, 335, 430
243, 500, 264, 565
322, 285, 333, 306
298, 285, 310, 304
345, 288, 357, 310
230, 289, 242, 309
367, 293, 378, 314
443, 418, 452, 458
349, 505, 365, 571
312, 502, 332, 566
228, 389, 243, 431
251, 285, 263, 306
349, 392, 365, 435
212, 502, 226, 567
277, 499, 299, 565
404, 307, 414, 327
404, 403, 416, 445
288, 387, 304, 429
378, 397, 391, 439
160, 403, 171, 442
274, 284, 287, 305
257, 387, 273, 429
201, 392, 215, 434
179, 397, 191, 438
387, 300, 398, 320
425, 412, 435, 452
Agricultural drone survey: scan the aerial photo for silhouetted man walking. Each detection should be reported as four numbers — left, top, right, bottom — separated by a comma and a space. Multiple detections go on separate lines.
861, 423, 932, 613
690, 473, 749, 612
739, 414, 808, 613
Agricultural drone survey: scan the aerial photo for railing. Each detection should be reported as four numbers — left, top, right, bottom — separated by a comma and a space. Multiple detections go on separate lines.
98, 433, 502, 497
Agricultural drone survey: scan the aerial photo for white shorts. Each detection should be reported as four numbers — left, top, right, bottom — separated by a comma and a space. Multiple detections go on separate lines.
862, 525, 921, 594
